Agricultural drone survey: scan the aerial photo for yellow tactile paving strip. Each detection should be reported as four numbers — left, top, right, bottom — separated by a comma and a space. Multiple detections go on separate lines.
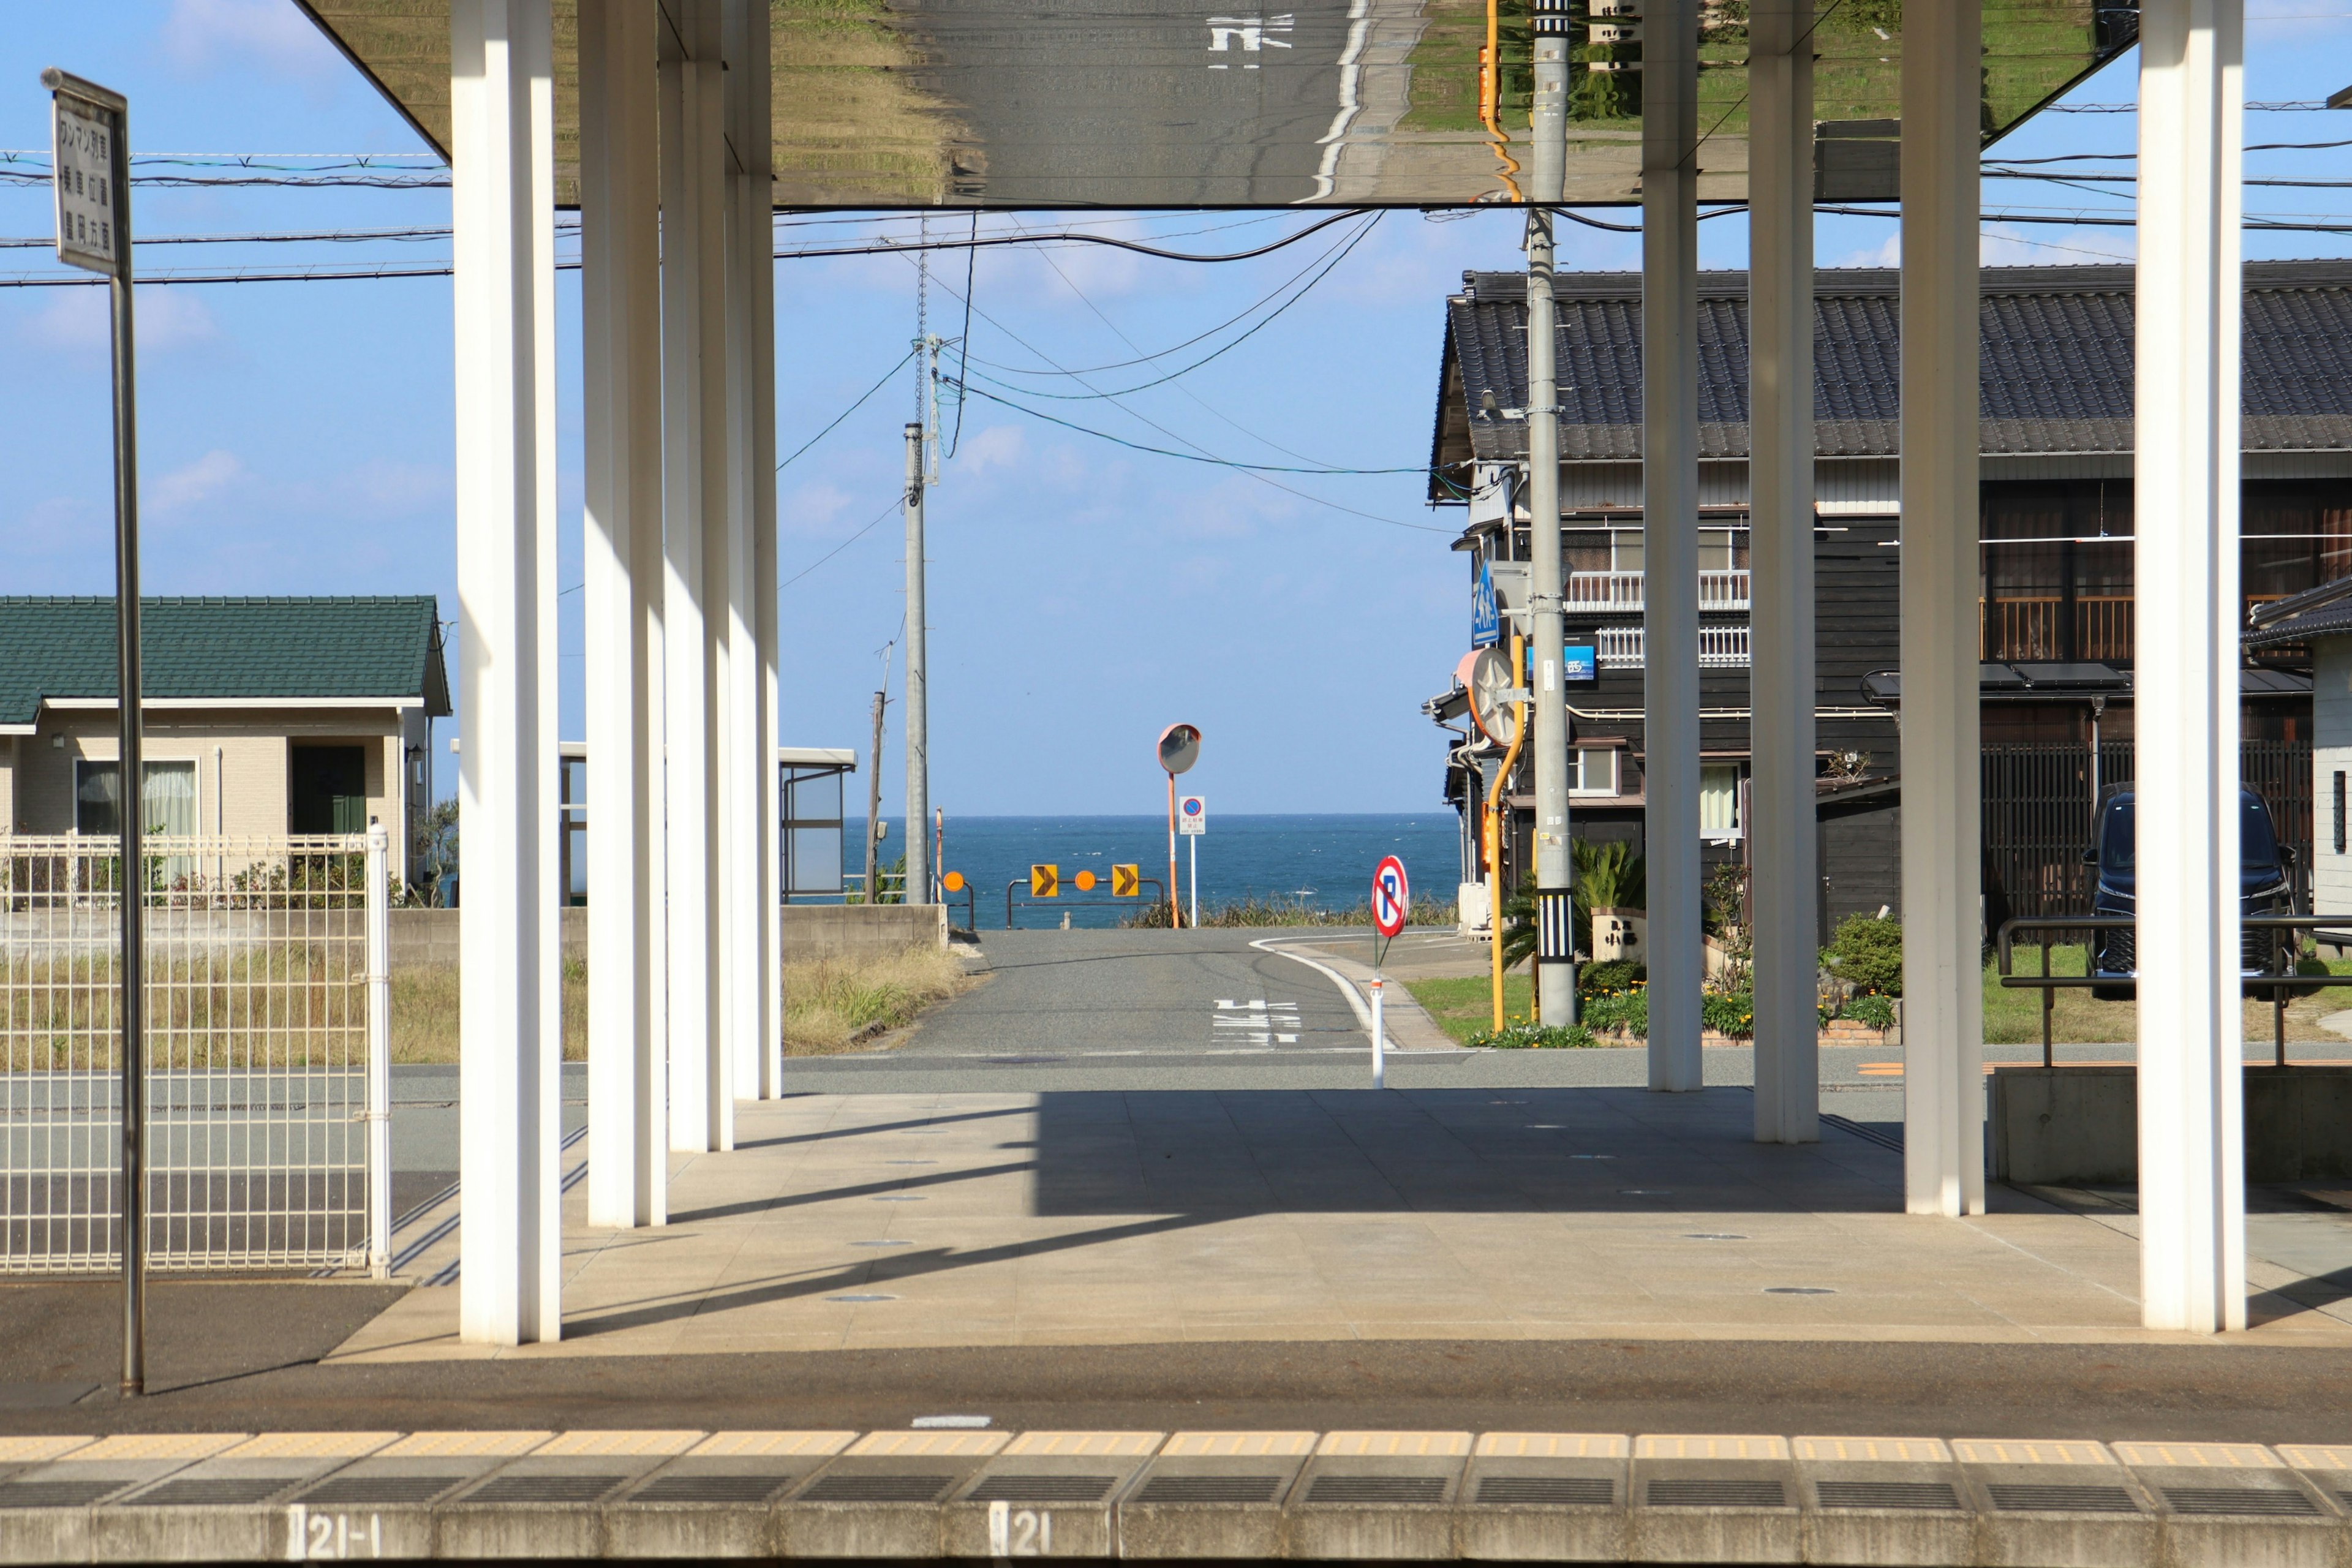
687, 1432, 858, 1458
377, 1431, 552, 1458
539, 1431, 704, 1458
1161, 1432, 1319, 1458
1475, 1433, 1629, 1460
1793, 1437, 1954, 1464
68, 1434, 247, 1462
0, 1437, 93, 1463
1951, 1439, 2114, 1466
2277, 1445, 2352, 1471
1635, 1434, 1791, 1461
221, 1433, 399, 1460
1001, 1431, 1164, 1457
1317, 1431, 1473, 1458
845, 1431, 1011, 1458
2110, 1442, 2282, 1469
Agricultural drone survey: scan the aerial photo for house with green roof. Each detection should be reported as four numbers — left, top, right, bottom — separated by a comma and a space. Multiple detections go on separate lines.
0, 597, 451, 887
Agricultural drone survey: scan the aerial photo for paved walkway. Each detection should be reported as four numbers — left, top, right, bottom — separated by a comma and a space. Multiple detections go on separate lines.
331, 1085, 2352, 1363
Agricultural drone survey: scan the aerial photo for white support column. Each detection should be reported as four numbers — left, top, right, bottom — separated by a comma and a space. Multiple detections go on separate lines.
1643, 0, 1703, 1093
1899, 0, 1987, 1216
2136, 0, 2245, 1332
1748, 0, 1819, 1144
580, 0, 665, 1229
746, 0, 783, 1100
451, 0, 561, 1344
660, 2, 731, 1153
724, 0, 764, 1104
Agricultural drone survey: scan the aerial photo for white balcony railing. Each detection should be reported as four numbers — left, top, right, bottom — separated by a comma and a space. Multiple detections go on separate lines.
1590, 625, 1752, 669
1562, 570, 1751, 612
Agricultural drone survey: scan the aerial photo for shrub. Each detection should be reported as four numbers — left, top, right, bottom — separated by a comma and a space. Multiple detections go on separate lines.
1822, 913, 1904, 997
1702, 990, 1754, 1038
1581, 986, 1648, 1037
1838, 991, 1898, 1030
1473, 1020, 1602, 1049
1580, 959, 1645, 997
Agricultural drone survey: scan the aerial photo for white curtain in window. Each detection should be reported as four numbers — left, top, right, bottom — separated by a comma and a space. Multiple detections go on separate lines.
143, 761, 197, 837
1699, 764, 1741, 838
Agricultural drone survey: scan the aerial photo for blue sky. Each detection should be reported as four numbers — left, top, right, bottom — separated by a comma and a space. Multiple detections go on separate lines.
2, 1, 2347, 816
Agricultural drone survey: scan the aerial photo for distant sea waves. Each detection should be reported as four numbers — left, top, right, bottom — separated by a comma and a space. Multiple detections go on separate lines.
841, 813, 1467, 929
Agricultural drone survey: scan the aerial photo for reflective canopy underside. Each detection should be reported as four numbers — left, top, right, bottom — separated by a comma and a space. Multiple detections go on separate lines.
298, 0, 2134, 208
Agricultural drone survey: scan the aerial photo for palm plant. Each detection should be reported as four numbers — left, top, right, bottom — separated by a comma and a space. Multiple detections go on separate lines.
1500, 838, 1647, 970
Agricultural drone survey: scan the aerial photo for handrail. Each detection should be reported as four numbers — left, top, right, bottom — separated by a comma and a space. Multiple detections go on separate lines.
1993, 913, 2352, 1068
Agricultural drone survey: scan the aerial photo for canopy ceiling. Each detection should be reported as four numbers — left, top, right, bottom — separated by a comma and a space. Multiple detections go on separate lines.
296, 0, 2136, 208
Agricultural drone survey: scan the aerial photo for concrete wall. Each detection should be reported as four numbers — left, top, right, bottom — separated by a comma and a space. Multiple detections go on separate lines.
1992, 1064, 2352, 1184
388, 903, 943, 971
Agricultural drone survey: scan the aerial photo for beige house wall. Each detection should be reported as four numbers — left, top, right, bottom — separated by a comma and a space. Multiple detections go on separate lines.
12, 704, 426, 883
0, 735, 17, 834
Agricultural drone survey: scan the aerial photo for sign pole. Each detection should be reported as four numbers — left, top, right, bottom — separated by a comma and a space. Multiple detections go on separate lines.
1370, 856, 1409, 1088
45, 66, 143, 1398
1165, 773, 1179, 929
1188, 832, 1198, 929
1370, 966, 1385, 1088
1155, 725, 1200, 932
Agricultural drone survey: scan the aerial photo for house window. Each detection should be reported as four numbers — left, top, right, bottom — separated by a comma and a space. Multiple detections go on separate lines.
1700, 763, 1743, 840
1568, 747, 1619, 797
74, 760, 198, 837
290, 745, 368, 834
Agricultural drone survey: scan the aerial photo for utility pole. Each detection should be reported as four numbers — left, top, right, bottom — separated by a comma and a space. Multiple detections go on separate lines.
1526, 13, 1575, 1026
902, 421, 930, 907
864, 661, 889, 900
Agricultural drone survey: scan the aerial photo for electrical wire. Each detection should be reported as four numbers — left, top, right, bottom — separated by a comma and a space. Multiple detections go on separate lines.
778, 348, 920, 473
954, 380, 1436, 480
944, 209, 976, 459
780, 493, 904, 590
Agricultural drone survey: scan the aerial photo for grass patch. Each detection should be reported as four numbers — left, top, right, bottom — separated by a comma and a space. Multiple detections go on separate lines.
390, 959, 586, 1063
1407, 973, 1536, 1045
1986, 944, 2352, 1046
783, 944, 974, 1055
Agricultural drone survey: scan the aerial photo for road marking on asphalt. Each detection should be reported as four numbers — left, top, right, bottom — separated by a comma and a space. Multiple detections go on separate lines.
1213, 998, 1301, 1046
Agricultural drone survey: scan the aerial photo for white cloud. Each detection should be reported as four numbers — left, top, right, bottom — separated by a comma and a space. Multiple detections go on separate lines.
20, 287, 221, 353
151, 450, 247, 514
1981, 224, 2133, 268
160, 0, 345, 83
784, 480, 857, 534
955, 424, 1026, 475
1834, 231, 1903, 269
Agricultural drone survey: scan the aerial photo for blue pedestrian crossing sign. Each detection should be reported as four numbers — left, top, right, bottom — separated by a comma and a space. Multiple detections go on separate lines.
1470, 560, 1500, 649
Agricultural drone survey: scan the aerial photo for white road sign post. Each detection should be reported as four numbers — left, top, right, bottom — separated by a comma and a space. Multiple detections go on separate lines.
44, 67, 145, 1399
1370, 856, 1409, 1087
1178, 795, 1205, 927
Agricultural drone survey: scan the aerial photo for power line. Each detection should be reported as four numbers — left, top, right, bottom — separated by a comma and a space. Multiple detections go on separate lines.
778, 348, 919, 473
780, 494, 904, 590
956, 382, 1439, 483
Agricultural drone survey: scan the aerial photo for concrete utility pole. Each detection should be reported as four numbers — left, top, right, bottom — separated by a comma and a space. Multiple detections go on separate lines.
903, 421, 930, 906
1526, 11, 1575, 1026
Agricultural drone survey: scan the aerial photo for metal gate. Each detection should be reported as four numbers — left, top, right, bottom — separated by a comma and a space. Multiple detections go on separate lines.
1, 831, 388, 1275
1981, 742, 2315, 920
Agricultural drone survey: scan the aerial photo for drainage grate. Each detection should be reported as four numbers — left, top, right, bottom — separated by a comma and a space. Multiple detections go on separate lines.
967, 1474, 1117, 1504
801, 1473, 952, 1504
1306, 1474, 1449, 1504
126, 1478, 292, 1507
1816, 1480, 1961, 1511
1988, 1483, 2139, 1513
2162, 1486, 2320, 1517
1136, 1474, 1284, 1504
0, 1480, 126, 1509
631, 1474, 793, 1505
297, 1476, 467, 1507
1646, 1479, 1787, 1509
1476, 1476, 1614, 1506
463, 1474, 625, 1506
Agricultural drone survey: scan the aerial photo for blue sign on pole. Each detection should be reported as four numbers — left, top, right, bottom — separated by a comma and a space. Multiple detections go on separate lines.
1563, 644, 1598, 682
1470, 560, 1499, 648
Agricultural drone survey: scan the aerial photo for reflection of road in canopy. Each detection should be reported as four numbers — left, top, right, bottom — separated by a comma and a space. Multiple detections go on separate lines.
888, 929, 1363, 1057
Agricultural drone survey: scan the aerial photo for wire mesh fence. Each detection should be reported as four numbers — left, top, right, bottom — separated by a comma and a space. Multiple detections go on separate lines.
0, 832, 388, 1275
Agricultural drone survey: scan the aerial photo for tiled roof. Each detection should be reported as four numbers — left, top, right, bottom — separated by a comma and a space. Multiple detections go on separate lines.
0, 596, 450, 727
2244, 573, 2352, 649
1430, 261, 2352, 483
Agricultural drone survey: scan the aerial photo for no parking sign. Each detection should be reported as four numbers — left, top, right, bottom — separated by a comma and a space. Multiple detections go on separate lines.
1372, 855, 1409, 939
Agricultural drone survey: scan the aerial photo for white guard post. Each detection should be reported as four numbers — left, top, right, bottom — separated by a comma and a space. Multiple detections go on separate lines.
1899, 0, 1987, 1216
1747, 0, 1820, 1144
661, 0, 733, 1154
580, 0, 667, 1229
452, 0, 562, 1344
2135, 0, 2247, 1331
1370, 971, 1385, 1088
1643, 0, 1703, 1093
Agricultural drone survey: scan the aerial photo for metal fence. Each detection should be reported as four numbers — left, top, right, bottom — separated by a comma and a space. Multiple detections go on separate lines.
1981, 742, 2315, 921
0, 831, 388, 1276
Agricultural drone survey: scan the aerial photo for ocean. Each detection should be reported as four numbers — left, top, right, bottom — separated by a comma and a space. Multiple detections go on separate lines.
842, 813, 1465, 929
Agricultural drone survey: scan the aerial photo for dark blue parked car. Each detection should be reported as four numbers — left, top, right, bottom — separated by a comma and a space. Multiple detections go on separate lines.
2087, 788, 2294, 1001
